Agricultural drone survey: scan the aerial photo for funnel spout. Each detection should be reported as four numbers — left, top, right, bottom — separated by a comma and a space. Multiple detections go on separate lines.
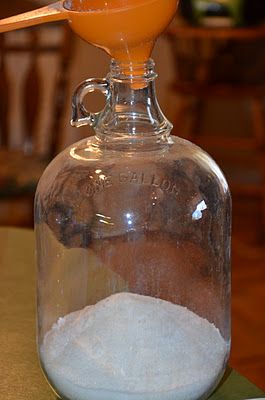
0, 2, 68, 33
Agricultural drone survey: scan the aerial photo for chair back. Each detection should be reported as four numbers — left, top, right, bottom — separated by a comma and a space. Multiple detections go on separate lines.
0, 22, 74, 159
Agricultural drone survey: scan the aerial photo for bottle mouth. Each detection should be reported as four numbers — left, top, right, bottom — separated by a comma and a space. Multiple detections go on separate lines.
110, 59, 157, 81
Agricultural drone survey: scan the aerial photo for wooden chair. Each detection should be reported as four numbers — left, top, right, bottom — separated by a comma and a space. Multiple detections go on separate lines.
0, 8, 74, 226
165, 21, 265, 231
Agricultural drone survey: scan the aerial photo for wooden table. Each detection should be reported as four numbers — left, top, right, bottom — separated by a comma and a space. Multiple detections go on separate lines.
0, 227, 264, 399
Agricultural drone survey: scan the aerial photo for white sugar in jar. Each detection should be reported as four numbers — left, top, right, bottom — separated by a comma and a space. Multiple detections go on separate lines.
40, 293, 229, 400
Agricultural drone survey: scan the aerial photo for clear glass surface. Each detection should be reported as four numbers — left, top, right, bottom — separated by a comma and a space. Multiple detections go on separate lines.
35, 59, 231, 400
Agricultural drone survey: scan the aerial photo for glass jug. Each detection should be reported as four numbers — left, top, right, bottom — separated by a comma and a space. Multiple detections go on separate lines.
35, 59, 231, 400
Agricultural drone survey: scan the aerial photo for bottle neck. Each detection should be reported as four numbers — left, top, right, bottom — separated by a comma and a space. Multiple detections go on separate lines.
95, 59, 172, 144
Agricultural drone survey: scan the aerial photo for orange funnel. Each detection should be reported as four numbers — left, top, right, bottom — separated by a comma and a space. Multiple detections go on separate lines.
0, 0, 178, 62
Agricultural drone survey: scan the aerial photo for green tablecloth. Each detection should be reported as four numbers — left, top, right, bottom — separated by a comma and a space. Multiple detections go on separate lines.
211, 369, 264, 400
0, 227, 264, 399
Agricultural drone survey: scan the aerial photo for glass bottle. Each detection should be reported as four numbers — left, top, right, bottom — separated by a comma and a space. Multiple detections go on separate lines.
35, 59, 231, 400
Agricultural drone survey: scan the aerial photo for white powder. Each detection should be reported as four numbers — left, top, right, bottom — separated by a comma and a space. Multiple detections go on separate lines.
40, 293, 229, 400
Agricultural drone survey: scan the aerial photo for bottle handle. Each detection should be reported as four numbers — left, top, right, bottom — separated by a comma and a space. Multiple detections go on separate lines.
71, 78, 109, 128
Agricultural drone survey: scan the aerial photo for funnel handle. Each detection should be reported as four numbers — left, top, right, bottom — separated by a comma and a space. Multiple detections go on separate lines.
0, 2, 68, 33
71, 79, 110, 128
